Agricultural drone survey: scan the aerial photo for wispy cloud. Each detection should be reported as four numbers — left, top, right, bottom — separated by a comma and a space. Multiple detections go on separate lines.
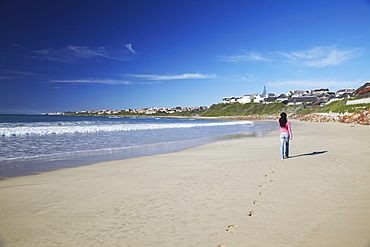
49, 79, 132, 85
235, 73, 255, 81
0, 70, 37, 79
279, 46, 362, 68
125, 44, 136, 54
217, 51, 271, 62
6, 70, 37, 76
267, 79, 362, 89
127, 73, 217, 80
217, 45, 363, 67
33, 45, 133, 62
47, 74, 215, 86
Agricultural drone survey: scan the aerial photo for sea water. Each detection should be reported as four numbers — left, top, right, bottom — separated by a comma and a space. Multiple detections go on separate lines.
0, 114, 277, 177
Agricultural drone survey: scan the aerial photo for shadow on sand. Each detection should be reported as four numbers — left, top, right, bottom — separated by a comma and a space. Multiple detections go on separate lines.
289, 151, 328, 158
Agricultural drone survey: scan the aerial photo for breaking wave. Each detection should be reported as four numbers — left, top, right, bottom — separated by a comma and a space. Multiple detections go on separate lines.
0, 121, 253, 137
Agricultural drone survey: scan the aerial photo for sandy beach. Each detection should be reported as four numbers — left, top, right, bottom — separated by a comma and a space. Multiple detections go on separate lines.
0, 120, 369, 247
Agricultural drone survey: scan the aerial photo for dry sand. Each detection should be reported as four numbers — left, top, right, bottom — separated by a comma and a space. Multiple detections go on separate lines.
0, 121, 369, 247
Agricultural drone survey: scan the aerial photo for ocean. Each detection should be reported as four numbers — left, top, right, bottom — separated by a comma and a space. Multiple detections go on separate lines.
0, 114, 277, 178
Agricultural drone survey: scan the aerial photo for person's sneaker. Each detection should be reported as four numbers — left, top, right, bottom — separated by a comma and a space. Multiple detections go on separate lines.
284, 156, 289, 159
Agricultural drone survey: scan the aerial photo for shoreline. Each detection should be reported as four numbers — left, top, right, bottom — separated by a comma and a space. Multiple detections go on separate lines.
0, 121, 369, 246
0, 120, 277, 179
42, 109, 370, 125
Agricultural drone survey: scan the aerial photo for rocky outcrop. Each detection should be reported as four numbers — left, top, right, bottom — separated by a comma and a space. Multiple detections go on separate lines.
297, 109, 370, 125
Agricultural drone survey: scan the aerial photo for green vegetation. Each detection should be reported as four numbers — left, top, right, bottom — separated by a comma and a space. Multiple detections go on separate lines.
298, 99, 370, 115
199, 102, 299, 117
62, 99, 370, 117
200, 99, 370, 117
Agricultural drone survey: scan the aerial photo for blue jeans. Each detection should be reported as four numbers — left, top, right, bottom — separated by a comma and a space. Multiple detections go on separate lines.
280, 133, 290, 159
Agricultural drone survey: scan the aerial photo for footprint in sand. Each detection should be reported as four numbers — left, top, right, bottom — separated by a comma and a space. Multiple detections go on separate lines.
270, 180, 276, 183
259, 191, 265, 196
265, 175, 269, 177
354, 181, 365, 184
259, 185, 265, 188
271, 171, 276, 173
248, 211, 257, 216
226, 225, 237, 232
253, 200, 260, 204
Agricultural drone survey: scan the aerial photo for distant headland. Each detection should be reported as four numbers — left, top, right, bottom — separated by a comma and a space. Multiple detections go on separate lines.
44, 83, 370, 125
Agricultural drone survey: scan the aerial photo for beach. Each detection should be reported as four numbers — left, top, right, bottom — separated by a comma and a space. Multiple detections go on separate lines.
0, 120, 369, 247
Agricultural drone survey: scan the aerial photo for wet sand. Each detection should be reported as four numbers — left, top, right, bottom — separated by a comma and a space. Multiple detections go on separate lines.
0, 121, 369, 247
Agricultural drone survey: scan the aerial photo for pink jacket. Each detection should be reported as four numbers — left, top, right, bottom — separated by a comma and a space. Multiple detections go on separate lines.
277, 120, 293, 137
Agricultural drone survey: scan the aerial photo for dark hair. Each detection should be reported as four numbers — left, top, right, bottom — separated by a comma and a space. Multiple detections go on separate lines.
279, 112, 287, 127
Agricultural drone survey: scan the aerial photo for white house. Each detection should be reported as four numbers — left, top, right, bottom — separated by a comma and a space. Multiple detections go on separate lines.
222, 97, 242, 103
253, 94, 265, 103
335, 88, 355, 98
263, 96, 278, 104
287, 96, 319, 105
239, 94, 257, 104
287, 90, 306, 97
308, 88, 329, 95
276, 94, 289, 103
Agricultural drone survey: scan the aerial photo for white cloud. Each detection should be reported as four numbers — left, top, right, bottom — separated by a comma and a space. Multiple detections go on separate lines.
0, 70, 37, 80
49, 79, 132, 85
8, 70, 37, 76
47, 73, 216, 86
33, 45, 133, 62
68, 45, 107, 58
235, 73, 255, 81
267, 79, 362, 89
127, 73, 217, 80
125, 44, 136, 54
279, 46, 362, 68
217, 51, 271, 62
217, 45, 362, 67
294, 70, 304, 76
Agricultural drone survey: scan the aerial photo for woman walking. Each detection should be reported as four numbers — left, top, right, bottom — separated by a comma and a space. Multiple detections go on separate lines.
278, 112, 292, 159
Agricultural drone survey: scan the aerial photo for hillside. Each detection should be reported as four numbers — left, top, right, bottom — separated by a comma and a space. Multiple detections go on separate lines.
60, 98, 370, 122
198, 98, 370, 117
200, 102, 298, 117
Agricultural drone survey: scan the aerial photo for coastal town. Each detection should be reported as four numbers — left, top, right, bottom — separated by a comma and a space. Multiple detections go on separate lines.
46, 81, 370, 116
222, 81, 370, 105
48, 106, 210, 116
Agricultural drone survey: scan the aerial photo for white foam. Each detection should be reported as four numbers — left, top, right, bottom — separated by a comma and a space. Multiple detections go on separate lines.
0, 121, 253, 137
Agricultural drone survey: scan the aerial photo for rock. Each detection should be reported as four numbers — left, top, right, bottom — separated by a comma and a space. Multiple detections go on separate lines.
297, 108, 370, 125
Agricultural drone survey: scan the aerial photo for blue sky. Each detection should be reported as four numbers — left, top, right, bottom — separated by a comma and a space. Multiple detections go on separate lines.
1, 0, 370, 114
